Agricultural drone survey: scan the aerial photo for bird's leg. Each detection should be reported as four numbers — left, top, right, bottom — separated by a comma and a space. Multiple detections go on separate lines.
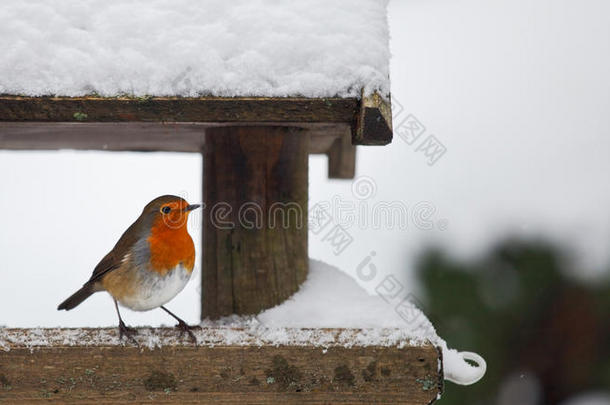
160, 306, 199, 343
114, 299, 138, 344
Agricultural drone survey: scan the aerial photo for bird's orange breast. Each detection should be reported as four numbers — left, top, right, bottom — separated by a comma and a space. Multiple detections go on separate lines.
147, 217, 195, 276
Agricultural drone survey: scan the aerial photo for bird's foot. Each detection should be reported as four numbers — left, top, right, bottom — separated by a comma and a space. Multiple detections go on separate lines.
175, 320, 200, 343
118, 320, 138, 345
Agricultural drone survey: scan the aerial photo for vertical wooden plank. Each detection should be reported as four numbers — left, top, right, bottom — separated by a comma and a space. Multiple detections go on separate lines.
327, 128, 357, 179
202, 127, 309, 319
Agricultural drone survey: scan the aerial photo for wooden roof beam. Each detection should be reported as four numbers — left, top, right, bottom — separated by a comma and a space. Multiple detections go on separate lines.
0, 93, 392, 148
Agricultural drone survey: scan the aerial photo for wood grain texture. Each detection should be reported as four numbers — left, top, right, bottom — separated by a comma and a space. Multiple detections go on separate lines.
0, 122, 346, 154
0, 96, 358, 123
0, 94, 392, 146
0, 328, 441, 405
326, 128, 357, 179
202, 127, 309, 319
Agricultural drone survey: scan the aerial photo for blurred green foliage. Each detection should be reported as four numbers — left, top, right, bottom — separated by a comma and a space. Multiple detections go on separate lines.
417, 238, 610, 405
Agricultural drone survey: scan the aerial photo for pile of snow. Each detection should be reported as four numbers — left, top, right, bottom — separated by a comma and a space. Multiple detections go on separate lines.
258, 259, 486, 385
259, 259, 437, 330
0, 0, 390, 98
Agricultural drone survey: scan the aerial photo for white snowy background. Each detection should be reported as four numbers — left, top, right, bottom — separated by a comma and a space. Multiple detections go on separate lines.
0, 0, 609, 387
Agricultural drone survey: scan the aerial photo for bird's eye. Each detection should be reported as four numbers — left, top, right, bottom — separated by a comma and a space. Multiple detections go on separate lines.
161, 206, 171, 214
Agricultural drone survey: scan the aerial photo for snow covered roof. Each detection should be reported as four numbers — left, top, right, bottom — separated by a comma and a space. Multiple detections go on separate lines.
0, 1, 390, 98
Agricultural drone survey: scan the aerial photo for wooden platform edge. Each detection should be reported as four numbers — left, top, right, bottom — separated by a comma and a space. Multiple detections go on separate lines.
0, 327, 442, 405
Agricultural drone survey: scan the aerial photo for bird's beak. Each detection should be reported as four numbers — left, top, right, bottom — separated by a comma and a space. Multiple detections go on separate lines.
184, 204, 201, 212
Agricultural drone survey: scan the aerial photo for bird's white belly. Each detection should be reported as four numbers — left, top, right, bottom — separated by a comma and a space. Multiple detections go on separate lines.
119, 265, 192, 311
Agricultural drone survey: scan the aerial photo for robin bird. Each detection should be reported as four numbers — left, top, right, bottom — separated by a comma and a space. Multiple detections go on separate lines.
57, 195, 200, 343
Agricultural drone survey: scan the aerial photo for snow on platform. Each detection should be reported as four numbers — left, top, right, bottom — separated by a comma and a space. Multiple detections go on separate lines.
0, 326, 431, 352
0, 260, 486, 385
0, 1, 390, 98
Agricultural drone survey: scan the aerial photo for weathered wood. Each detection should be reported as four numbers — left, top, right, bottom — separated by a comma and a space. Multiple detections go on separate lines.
0, 122, 207, 152
0, 94, 393, 146
202, 127, 309, 319
327, 128, 357, 179
0, 328, 442, 405
0, 121, 350, 179
0, 122, 347, 154
0, 96, 358, 123
353, 91, 393, 145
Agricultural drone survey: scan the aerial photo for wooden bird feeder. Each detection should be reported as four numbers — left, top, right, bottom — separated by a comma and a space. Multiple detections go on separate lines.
0, 2, 447, 403
0, 93, 391, 318
0, 94, 446, 404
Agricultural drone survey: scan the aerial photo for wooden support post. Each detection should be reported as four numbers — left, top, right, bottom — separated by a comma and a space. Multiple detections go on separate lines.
202, 127, 309, 319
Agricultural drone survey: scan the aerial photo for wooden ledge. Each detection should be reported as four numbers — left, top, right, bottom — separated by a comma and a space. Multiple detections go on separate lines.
0, 327, 442, 404
0, 94, 392, 147
0, 96, 358, 123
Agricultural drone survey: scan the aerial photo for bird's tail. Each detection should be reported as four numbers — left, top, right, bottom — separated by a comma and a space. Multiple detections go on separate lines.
57, 283, 95, 311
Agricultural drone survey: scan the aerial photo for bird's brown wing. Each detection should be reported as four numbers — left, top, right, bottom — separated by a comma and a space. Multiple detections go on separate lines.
87, 219, 144, 284
87, 250, 123, 284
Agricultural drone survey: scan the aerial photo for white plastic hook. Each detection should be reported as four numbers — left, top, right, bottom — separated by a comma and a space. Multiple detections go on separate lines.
444, 351, 487, 385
